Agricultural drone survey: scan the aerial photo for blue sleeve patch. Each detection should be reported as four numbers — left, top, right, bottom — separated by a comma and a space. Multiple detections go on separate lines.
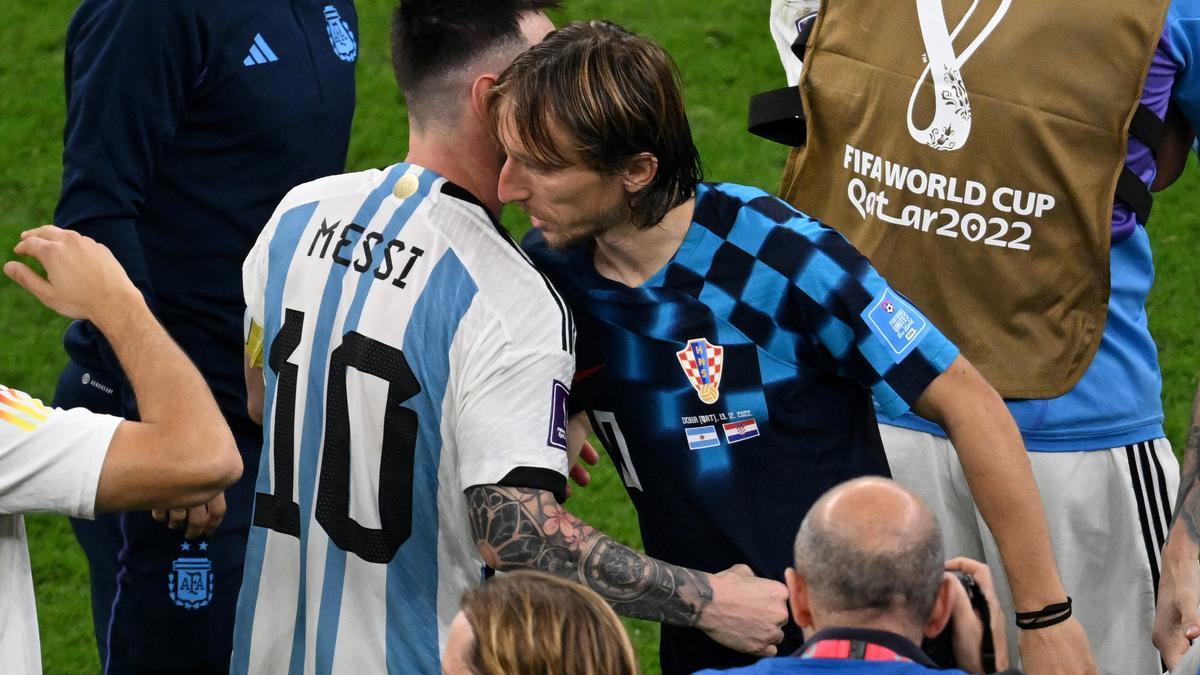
861, 287, 929, 363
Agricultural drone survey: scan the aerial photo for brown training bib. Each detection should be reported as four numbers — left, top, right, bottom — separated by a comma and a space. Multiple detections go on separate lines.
779, 0, 1168, 398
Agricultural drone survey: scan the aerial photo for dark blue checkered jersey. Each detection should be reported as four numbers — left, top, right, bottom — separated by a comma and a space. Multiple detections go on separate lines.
524, 181, 958, 596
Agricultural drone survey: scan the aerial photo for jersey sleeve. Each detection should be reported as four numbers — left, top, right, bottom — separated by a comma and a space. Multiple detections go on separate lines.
0, 386, 118, 519
242, 217, 274, 368
770, 0, 819, 85
451, 299, 574, 502
782, 218, 960, 418
1168, 0, 1200, 127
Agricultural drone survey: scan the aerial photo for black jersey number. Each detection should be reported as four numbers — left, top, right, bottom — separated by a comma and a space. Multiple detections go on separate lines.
255, 308, 421, 564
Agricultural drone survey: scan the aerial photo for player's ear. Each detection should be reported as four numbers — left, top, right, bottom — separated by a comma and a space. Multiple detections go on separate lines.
621, 152, 658, 195
469, 74, 499, 124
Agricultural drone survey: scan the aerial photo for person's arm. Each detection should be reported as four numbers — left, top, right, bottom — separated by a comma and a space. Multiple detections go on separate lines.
245, 357, 265, 426
466, 483, 789, 656
4, 226, 241, 515
449, 254, 788, 656
913, 355, 1095, 674
1153, 383, 1200, 668
55, 0, 208, 385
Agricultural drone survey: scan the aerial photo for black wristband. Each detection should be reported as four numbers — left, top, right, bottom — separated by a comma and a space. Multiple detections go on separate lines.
1015, 597, 1072, 630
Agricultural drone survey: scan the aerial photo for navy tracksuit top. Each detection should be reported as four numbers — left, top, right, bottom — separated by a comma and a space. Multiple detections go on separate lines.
56, 0, 357, 438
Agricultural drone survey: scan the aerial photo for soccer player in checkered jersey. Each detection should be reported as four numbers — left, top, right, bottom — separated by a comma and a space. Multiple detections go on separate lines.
0, 225, 241, 674
500, 21, 1093, 674
232, 2, 794, 672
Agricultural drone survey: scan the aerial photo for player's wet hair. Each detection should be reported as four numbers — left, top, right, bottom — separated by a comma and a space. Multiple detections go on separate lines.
488, 21, 703, 229
460, 571, 638, 675
391, 0, 560, 124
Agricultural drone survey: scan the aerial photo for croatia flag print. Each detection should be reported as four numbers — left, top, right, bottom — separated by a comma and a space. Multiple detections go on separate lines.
722, 418, 760, 444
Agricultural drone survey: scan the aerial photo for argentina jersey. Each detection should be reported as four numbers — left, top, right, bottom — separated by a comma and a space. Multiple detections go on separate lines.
235, 163, 573, 674
525, 181, 959, 595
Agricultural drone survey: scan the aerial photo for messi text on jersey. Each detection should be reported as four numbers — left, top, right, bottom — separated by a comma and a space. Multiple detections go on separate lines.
306, 218, 426, 289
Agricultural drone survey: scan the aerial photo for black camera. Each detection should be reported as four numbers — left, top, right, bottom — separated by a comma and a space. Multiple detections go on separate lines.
921, 571, 997, 672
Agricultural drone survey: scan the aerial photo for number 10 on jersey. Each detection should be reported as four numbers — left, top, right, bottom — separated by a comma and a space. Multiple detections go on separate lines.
255, 308, 421, 564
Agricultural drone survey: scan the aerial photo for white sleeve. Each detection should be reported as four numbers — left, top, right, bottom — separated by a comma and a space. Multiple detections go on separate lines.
771, 0, 821, 86
0, 387, 119, 519
242, 220, 273, 330
452, 306, 574, 499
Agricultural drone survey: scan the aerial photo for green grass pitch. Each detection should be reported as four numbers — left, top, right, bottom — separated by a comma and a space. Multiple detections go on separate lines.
2, 1, 1199, 673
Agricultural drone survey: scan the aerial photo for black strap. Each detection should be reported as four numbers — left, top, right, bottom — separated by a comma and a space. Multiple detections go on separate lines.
1015, 597, 1073, 630
848, 640, 867, 659
1129, 103, 1165, 154
748, 86, 807, 146
790, 12, 818, 61
1116, 103, 1162, 225
1116, 165, 1153, 224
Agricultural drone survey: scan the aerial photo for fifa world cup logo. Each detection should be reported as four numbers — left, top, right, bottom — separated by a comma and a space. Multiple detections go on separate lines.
906, 0, 1010, 151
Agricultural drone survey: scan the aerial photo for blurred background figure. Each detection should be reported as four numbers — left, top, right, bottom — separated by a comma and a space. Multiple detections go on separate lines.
442, 571, 639, 675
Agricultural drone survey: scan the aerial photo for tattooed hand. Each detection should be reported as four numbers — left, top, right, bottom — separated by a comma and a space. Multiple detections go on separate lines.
1154, 395, 1200, 669
466, 484, 788, 655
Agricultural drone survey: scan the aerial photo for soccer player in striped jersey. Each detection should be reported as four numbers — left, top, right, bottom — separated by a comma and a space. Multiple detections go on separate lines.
495, 22, 1092, 674
232, 2, 791, 672
1, 226, 241, 674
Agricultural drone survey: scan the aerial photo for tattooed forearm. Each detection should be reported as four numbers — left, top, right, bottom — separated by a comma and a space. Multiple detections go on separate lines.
467, 485, 713, 625
1172, 408, 1200, 546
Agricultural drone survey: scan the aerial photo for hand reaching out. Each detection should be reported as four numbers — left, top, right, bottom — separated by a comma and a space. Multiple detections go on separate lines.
4, 225, 143, 328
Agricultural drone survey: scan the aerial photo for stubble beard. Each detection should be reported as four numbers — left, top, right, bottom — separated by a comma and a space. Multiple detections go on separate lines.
544, 197, 632, 250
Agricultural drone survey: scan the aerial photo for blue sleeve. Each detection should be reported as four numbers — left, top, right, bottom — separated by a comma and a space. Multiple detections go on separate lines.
1167, 0, 1200, 127
54, 0, 209, 376
784, 224, 960, 418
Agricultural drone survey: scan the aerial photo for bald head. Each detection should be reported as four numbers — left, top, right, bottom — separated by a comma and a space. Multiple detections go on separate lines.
793, 478, 944, 629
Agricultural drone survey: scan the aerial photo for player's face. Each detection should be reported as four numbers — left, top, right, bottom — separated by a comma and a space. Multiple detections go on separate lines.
496, 105, 631, 249
441, 611, 475, 675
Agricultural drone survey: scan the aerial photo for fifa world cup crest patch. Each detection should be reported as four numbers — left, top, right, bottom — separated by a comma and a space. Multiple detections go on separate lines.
677, 338, 724, 404
323, 5, 357, 63
168, 542, 214, 610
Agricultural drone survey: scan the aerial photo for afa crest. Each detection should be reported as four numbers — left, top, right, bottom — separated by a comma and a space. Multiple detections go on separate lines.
323, 5, 357, 63
676, 338, 724, 404
169, 555, 214, 610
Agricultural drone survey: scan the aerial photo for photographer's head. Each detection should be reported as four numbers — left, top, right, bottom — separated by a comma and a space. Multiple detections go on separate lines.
787, 477, 955, 642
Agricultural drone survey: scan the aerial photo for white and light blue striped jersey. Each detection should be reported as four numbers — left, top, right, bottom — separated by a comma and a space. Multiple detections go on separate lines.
234, 163, 574, 675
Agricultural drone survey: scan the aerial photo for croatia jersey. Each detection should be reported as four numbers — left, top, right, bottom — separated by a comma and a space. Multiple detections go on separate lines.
525, 182, 958, 673
0, 386, 117, 675
235, 163, 573, 674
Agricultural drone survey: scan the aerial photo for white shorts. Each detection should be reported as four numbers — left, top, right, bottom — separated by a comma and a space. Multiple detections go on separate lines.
880, 424, 1178, 675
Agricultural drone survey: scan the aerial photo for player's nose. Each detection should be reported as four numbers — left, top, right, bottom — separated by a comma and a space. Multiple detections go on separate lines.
497, 157, 529, 205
